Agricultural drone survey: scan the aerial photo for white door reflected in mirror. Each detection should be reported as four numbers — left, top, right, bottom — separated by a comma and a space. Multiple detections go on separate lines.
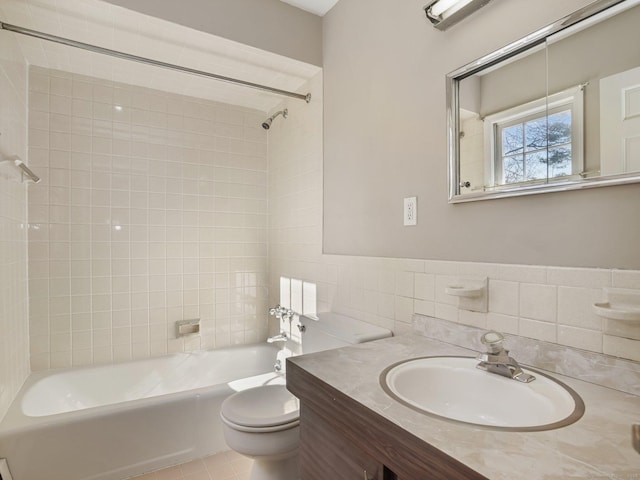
600, 66, 640, 176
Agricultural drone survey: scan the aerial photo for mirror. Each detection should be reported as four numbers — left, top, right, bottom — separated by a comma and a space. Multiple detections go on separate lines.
447, 0, 640, 202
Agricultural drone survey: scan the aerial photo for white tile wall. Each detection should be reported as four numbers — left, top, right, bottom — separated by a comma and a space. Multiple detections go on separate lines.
27, 66, 270, 370
268, 73, 640, 363
0, 25, 30, 420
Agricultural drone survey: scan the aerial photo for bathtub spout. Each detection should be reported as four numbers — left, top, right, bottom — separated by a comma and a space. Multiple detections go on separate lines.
267, 332, 288, 343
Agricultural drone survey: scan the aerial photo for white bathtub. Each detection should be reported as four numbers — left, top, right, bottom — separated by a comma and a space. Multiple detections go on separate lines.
0, 344, 283, 480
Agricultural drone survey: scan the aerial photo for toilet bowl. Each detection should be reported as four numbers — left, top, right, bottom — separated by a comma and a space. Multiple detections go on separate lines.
220, 385, 300, 480
220, 312, 392, 480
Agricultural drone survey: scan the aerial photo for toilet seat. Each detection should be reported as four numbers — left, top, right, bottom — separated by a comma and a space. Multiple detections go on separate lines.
221, 385, 300, 433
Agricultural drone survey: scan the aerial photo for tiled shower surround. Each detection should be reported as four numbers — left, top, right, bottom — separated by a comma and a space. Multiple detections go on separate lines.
268, 74, 640, 363
0, 22, 29, 419
27, 66, 269, 370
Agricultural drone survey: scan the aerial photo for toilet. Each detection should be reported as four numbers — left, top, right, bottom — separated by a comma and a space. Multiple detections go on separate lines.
220, 312, 392, 480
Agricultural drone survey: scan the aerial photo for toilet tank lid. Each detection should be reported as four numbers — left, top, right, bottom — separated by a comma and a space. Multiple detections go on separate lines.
301, 312, 392, 344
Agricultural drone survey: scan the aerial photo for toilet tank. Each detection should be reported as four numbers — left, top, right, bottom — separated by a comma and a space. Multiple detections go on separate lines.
299, 312, 392, 354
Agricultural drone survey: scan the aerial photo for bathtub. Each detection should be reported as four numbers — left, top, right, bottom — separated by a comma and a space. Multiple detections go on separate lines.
0, 343, 283, 480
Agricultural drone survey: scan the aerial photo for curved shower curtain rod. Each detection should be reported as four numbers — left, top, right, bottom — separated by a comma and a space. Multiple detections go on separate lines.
0, 21, 312, 104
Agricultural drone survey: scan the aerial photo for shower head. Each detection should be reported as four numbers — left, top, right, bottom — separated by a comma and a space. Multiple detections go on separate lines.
262, 108, 288, 130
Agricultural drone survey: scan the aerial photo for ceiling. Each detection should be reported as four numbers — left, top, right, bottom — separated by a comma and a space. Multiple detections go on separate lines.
280, 0, 339, 16
0, 0, 321, 112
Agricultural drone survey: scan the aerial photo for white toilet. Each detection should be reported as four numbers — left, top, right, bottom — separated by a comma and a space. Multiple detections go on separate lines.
220, 312, 392, 480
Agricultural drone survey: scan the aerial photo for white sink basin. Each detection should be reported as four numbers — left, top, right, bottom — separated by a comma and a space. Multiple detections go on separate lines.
381, 356, 584, 431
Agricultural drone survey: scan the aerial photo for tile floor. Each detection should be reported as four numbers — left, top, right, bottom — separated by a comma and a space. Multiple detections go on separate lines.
131, 450, 252, 480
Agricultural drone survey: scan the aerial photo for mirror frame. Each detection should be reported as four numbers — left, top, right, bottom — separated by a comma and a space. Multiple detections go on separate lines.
447, 0, 640, 203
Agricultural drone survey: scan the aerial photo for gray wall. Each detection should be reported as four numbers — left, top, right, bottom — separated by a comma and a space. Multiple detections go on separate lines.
103, 0, 323, 66
322, 0, 640, 269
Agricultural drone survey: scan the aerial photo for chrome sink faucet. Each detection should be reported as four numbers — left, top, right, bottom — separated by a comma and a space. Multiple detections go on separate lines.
476, 331, 535, 383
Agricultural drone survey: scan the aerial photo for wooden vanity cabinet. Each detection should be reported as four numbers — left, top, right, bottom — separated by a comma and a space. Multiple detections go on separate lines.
287, 361, 489, 480
300, 405, 385, 480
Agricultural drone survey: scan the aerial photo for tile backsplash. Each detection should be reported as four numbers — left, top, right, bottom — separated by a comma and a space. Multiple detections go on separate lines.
413, 314, 640, 396
274, 255, 640, 363
0, 22, 30, 420
27, 66, 269, 370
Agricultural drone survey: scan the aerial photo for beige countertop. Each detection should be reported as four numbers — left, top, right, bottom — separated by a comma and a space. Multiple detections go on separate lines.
289, 333, 640, 480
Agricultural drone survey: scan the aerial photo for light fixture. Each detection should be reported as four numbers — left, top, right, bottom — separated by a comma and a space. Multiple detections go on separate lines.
424, 0, 492, 30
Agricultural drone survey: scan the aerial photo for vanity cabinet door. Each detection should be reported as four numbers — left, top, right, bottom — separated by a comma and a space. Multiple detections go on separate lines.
299, 405, 383, 480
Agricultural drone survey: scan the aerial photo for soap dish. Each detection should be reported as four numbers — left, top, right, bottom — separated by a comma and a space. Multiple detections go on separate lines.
444, 277, 487, 313
593, 289, 640, 340
593, 302, 640, 322
445, 285, 484, 298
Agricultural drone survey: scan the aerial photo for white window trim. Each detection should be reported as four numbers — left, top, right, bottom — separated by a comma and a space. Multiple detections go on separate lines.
482, 85, 585, 189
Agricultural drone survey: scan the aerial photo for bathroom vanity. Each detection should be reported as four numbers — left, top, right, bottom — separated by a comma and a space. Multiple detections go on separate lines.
286, 318, 640, 480
287, 358, 487, 479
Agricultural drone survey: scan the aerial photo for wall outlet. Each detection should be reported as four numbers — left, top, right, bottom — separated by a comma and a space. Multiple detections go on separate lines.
403, 197, 417, 226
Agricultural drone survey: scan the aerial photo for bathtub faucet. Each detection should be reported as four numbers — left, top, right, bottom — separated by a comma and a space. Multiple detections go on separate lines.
267, 332, 288, 343
269, 304, 295, 321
